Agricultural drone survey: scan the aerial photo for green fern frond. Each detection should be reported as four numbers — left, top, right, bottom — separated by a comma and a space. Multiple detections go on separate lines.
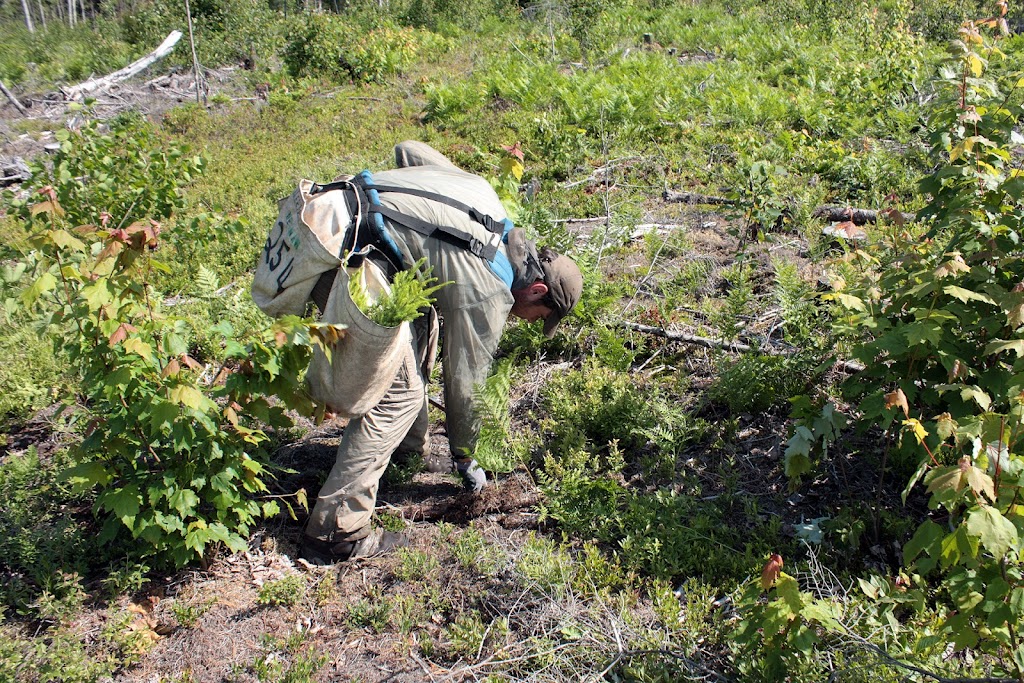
349, 258, 450, 327
472, 355, 517, 473
195, 265, 220, 296
772, 258, 816, 343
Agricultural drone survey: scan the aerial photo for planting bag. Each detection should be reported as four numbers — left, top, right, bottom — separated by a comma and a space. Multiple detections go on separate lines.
252, 179, 353, 318
305, 261, 413, 418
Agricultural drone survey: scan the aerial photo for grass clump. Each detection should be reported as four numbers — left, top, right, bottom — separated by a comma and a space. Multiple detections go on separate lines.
393, 547, 440, 581
257, 574, 306, 608
541, 360, 704, 458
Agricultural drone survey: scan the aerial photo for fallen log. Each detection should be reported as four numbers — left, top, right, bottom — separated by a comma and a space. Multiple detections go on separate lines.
0, 157, 31, 186
0, 79, 30, 116
61, 30, 183, 101
812, 205, 916, 225
662, 190, 735, 206
662, 187, 918, 228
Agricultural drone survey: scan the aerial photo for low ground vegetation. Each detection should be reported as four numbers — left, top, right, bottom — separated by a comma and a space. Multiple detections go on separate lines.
2, 0, 1024, 680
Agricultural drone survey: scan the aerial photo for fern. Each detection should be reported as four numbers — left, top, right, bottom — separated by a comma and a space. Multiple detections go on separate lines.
349, 258, 450, 328
472, 356, 518, 473
194, 265, 220, 297
772, 258, 816, 344
717, 262, 752, 343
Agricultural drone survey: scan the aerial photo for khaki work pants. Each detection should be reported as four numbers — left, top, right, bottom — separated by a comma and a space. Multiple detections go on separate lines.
305, 310, 438, 541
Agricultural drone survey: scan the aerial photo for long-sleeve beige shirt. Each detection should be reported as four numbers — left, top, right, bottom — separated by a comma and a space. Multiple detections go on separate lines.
370, 149, 515, 458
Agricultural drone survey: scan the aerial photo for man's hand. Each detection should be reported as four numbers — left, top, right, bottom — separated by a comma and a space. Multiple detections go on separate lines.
455, 458, 486, 493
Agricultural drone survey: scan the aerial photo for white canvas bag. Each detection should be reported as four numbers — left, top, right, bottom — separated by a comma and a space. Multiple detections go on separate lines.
251, 179, 354, 318
305, 261, 412, 418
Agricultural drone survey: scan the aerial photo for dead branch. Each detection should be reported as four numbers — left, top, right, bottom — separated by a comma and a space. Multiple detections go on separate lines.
621, 321, 866, 373
839, 638, 1019, 683
552, 216, 608, 224
661, 189, 918, 227
61, 30, 183, 101
623, 321, 754, 353
812, 205, 916, 225
0, 79, 30, 116
628, 223, 688, 240
662, 190, 735, 206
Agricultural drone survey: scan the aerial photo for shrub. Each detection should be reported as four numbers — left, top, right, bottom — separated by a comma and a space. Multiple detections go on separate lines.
12, 115, 326, 567
22, 110, 202, 229
0, 22, 136, 88
402, 0, 517, 34
806, 21, 1024, 679
0, 448, 104, 616
283, 15, 449, 83
707, 354, 809, 414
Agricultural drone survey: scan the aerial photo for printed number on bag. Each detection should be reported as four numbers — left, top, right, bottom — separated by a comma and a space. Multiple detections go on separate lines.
264, 209, 301, 294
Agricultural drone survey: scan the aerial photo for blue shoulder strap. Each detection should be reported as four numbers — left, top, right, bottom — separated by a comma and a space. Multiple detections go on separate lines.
356, 171, 516, 289
357, 171, 407, 270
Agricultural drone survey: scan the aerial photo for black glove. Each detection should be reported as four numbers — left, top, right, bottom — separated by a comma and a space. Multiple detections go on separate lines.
455, 458, 486, 493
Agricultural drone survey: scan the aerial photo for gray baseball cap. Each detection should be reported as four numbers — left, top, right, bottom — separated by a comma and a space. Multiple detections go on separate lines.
537, 246, 583, 337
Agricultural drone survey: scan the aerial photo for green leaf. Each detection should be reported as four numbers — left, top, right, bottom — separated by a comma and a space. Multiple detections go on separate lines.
21, 272, 57, 306
940, 525, 979, 566
964, 465, 996, 504
944, 286, 996, 305
784, 426, 814, 480
801, 601, 842, 631
2, 262, 27, 283
904, 321, 942, 347
961, 387, 992, 410
984, 339, 1024, 357
165, 332, 188, 356
105, 485, 142, 530
149, 259, 172, 274
80, 280, 112, 311
904, 520, 944, 566
903, 458, 930, 504
168, 488, 200, 517
832, 293, 865, 311
150, 399, 178, 432
168, 385, 207, 410
185, 520, 210, 554
58, 460, 111, 491
47, 229, 87, 252
124, 337, 153, 358
775, 573, 803, 614
927, 466, 965, 496
858, 577, 880, 599
1010, 587, 1024, 617
966, 506, 1019, 560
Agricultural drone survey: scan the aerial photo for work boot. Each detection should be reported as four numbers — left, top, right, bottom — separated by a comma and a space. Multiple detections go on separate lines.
391, 450, 453, 474
423, 451, 454, 474
298, 527, 409, 565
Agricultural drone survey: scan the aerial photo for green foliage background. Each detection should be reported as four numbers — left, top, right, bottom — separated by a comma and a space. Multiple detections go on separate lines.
3, 0, 1024, 680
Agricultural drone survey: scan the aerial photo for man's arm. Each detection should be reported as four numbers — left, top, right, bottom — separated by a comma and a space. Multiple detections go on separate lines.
440, 292, 510, 462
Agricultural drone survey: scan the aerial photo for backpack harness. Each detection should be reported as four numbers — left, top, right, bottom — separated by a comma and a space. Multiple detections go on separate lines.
309, 170, 515, 288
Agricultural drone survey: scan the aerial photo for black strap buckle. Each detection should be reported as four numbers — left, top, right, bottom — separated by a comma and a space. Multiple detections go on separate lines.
469, 208, 502, 234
